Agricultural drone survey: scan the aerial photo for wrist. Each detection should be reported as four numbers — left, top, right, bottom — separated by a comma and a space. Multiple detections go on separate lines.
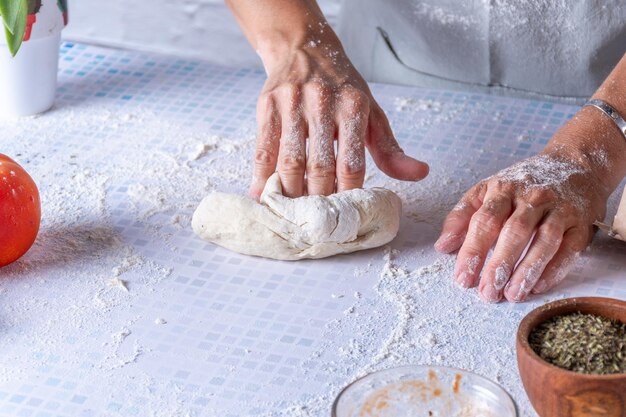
257, 24, 349, 76
256, 22, 344, 73
255, 26, 306, 63
544, 106, 626, 193
227, 0, 341, 73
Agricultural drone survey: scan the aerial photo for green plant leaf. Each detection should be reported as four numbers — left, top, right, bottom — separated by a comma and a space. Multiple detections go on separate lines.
0, 0, 28, 35
4, 24, 25, 57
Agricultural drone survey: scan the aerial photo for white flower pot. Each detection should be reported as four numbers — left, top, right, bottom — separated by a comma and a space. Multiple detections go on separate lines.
0, 33, 61, 117
0, 0, 67, 118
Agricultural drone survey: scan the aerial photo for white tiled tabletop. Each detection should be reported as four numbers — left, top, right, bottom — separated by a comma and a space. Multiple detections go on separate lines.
0, 43, 624, 417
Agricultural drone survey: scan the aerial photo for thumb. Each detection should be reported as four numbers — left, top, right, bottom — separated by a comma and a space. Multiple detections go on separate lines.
365, 108, 429, 181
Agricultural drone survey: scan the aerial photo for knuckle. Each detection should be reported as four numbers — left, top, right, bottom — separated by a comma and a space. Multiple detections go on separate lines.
528, 189, 557, 206
502, 223, 531, 242
279, 155, 305, 174
488, 179, 516, 197
483, 200, 499, 215
307, 159, 335, 178
337, 162, 365, 179
536, 223, 563, 246
306, 80, 332, 102
452, 199, 470, 212
254, 148, 275, 167
340, 87, 369, 114
443, 209, 464, 225
563, 229, 589, 252
460, 247, 483, 263
278, 84, 302, 108
339, 146, 366, 177
491, 177, 508, 190
464, 181, 487, 204
482, 198, 508, 217
475, 181, 489, 195
505, 215, 533, 232
257, 92, 277, 110
471, 211, 501, 232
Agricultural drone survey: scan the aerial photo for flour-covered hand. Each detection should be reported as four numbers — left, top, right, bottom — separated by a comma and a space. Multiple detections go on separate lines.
227, 0, 429, 199
251, 37, 428, 198
435, 148, 610, 303
434, 53, 626, 302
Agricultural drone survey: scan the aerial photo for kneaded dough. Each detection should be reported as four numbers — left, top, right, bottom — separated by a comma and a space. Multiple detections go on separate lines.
613, 184, 626, 240
192, 173, 402, 260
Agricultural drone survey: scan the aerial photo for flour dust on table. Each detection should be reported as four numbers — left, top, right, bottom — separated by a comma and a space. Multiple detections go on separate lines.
0, 100, 258, 415
2, 43, 625, 417
192, 173, 402, 260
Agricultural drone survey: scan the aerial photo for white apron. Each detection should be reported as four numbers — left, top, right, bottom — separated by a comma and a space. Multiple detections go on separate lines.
338, 0, 626, 103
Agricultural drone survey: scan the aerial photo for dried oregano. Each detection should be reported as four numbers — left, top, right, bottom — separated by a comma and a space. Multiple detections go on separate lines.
529, 312, 626, 375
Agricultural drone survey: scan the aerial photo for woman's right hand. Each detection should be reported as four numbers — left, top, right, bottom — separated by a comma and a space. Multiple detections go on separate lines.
248, 21, 428, 198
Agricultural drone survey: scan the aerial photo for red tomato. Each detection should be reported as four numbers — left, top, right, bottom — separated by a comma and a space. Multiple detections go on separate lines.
0, 154, 41, 267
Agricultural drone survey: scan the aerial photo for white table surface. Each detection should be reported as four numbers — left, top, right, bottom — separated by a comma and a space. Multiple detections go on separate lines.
0, 43, 624, 417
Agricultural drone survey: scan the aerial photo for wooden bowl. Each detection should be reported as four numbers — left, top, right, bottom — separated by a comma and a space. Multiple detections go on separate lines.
516, 297, 626, 417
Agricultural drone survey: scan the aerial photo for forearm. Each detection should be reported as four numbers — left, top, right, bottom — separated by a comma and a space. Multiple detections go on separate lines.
545, 53, 626, 193
225, 0, 339, 72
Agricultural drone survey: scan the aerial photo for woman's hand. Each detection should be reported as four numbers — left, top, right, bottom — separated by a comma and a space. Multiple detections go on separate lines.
251, 39, 428, 198
226, 0, 428, 198
435, 102, 626, 303
435, 151, 606, 302
437, 51, 626, 303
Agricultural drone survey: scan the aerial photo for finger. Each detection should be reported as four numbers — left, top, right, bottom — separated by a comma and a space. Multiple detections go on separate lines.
306, 118, 336, 195
454, 193, 513, 288
435, 184, 487, 254
336, 90, 368, 191
305, 84, 336, 196
531, 227, 586, 294
277, 89, 307, 198
479, 206, 545, 303
250, 93, 281, 199
365, 105, 429, 181
504, 215, 565, 302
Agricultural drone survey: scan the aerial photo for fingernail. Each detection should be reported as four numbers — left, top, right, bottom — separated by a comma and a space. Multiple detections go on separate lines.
514, 284, 531, 303
435, 233, 458, 253
481, 285, 501, 303
494, 263, 511, 291
456, 272, 472, 288
434, 236, 447, 252
505, 282, 523, 302
510, 260, 545, 302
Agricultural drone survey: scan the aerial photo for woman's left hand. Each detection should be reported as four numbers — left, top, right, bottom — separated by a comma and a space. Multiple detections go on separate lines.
434, 102, 626, 303
436, 54, 626, 303
435, 148, 607, 302
434, 150, 605, 302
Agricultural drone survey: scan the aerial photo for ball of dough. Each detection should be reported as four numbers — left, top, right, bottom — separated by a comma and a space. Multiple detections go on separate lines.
191, 173, 402, 260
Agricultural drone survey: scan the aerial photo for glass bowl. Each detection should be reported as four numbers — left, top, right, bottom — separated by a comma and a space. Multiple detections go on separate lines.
332, 365, 517, 417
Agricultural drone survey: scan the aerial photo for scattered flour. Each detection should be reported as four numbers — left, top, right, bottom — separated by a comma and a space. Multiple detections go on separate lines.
248, 246, 536, 417
0, 72, 621, 417
494, 262, 510, 291
466, 255, 480, 275
108, 277, 130, 292
0, 102, 254, 415
494, 154, 589, 212
394, 97, 443, 113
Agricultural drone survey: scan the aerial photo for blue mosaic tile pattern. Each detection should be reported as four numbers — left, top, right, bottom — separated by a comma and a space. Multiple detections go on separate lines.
0, 43, 623, 417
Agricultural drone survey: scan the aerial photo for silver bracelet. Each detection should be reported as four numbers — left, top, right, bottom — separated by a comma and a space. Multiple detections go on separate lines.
584, 98, 626, 141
